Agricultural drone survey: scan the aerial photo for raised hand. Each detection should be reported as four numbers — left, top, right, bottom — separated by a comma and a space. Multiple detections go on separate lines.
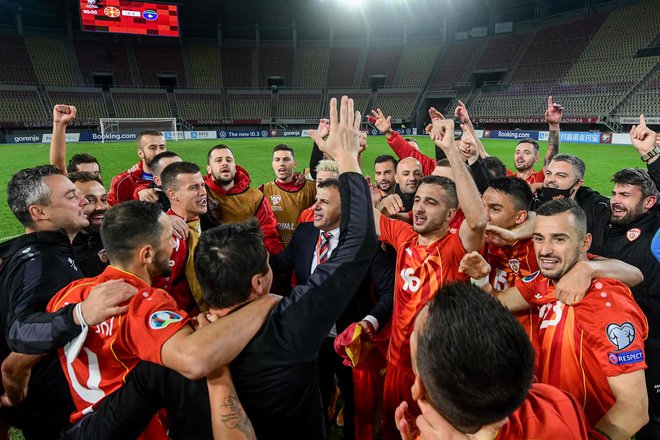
53, 104, 77, 126
310, 96, 361, 173
137, 187, 162, 203
317, 118, 330, 139
544, 96, 564, 125
370, 108, 393, 135
359, 131, 368, 154
365, 175, 382, 207
428, 111, 455, 151
454, 100, 471, 125
630, 114, 657, 156
554, 260, 592, 305
395, 401, 420, 440
378, 194, 405, 216
458, 251, 491, 280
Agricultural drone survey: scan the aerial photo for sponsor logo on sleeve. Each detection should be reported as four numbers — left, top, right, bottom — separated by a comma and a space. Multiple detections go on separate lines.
608, 349, 644, 365
607, 322, 636, 350
149, 311, 183, 330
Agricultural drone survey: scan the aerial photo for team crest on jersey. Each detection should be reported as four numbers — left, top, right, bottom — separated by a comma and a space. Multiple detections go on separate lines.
149, 311, 183, 330
522, 270, 539, 283
270, 195, 282, 206
626, 228, 641, 242
508, 258, 520, 273
606, 322, 636, 350
97, 249, 108, 263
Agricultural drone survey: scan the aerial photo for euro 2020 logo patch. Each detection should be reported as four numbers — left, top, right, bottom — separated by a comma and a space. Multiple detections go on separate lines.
149, 311, 183, 330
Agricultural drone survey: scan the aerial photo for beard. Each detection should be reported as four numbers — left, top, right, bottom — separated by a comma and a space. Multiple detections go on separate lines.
610, 202, 645, 225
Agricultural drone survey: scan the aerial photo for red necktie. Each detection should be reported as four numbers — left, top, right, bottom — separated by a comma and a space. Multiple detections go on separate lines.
318, 231, 332, 264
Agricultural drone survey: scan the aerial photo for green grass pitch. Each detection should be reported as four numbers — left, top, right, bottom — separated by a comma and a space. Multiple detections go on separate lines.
0, 136, 644, 242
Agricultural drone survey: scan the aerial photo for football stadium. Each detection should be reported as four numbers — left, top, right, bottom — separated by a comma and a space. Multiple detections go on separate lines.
0, 0, 658, 439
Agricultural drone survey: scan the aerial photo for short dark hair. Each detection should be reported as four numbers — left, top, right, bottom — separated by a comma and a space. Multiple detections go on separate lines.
516, 138, 539, 153
374, 154, 397, 168
317, 178, 340, 192
420, 175, 458, 209
404, 137, 418, 144
483, 156, 507, 178
416, 282, 534, 433
551, 154, 586, 179
67, 153, 100, 174
137, 130, 163, 146
7, 165, 61, 228
207, 144, 232, 164
487, 177, 533, 211
161, 161, 201, 192
612, 168, 658, 199
536, 198, 587, 238
273, 143, 294, 157
195, 219, 269, 309
101, 201, 164, 266
67, 171, 103, 186
150, 151, 180, 177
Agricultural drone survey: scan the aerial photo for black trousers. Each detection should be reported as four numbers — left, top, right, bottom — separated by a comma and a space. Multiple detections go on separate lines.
318, 337, 355, 440
60, 362, 212, 440
636, 345, 660, 440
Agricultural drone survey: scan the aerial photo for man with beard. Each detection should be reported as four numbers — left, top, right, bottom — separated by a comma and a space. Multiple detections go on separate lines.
107, 130, 167, 206
47, 201, 279, 439
532, 153, 586, 209
390, 157, 423, 213
259, 144, 316, 247
204, 144, 283, 255
461, 198, 649, 440
152, 161, 208, 313
68, 172, 109, 277
374, 155, 397, 197
372, 117, 487, 440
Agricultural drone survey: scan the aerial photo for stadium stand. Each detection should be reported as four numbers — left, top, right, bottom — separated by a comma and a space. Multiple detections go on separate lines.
427, 39, 484, 94
361, 46, 403, 87
259, 48, 294, 88
226, 91, 271, 119
398, 43, 442, 88
188, 44, 223, 89
371, 91, 419, 120
475, 32, 527, 71
617, 70, 660, 117
0, 86, 48, 123
0, 34, 39, 85
297, 47, 330, 89
74, 41, 134, 87
133, 44, 187, 88
111, 88, 172, 118
221, 47, 253, 88
324, 90, 371, 117
277, 92, 323, 119
24, 36, 76, 87
327, 47, 361, 88
175, 90, 226, 121
46, 88, 109, 125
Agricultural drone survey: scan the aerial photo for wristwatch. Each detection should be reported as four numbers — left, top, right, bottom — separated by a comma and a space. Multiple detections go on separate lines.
641, 146, 660, 162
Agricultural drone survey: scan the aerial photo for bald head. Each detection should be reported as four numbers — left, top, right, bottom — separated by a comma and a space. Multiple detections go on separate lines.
395, 157, 423, 194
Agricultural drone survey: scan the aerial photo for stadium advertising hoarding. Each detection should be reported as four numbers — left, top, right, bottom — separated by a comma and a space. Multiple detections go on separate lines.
538, 131, 601, 144
483, 130, 540, 140
184, 131, 218, 140
79, 0, 179, 37
217, 130, 270, 139
475, 117, 599, 124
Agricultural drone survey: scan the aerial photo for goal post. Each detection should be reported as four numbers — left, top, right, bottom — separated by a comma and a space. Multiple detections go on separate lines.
98, 118, 178, 143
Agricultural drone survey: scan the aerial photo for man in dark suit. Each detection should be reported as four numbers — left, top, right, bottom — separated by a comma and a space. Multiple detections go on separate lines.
271, 178, 395, 440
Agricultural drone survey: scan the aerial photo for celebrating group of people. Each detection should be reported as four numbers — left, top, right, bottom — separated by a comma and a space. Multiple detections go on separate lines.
0, 95, 658, 440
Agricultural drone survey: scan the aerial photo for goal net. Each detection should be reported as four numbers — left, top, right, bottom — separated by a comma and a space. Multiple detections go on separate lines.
98, 118, 178, 143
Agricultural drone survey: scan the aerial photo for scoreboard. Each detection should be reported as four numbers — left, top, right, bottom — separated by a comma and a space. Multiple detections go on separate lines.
79, 0, 179, 37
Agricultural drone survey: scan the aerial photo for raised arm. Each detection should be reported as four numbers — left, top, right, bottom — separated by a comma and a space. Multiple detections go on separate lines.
455, 100, 489, 159
630, 115, 660, 188
544, 96, 563, 172
49, 105, 77, 174
430, 111, 487, 252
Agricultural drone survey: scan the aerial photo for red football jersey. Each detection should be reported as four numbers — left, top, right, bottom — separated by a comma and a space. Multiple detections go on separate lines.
496, 383, 589, 439
506, 168, 545, 184
297, 206, 315, 224
516, 273, 648, 427
380, 216, 468, 374
47, 266, 190, 431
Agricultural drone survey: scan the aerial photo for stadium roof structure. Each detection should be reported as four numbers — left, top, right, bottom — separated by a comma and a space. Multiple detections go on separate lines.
0, 0, 638, 40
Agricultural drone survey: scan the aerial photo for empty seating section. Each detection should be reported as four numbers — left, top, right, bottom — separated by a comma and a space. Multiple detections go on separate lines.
327, 48, 361, 88
324, 92, 370, 117
259, 48, 294, 88
371, 93, 418, 120
0, 35, 38, 85
0, 88, 47, 122
277, 94, 322, 119
134, 45, 187, 88
476, 33, 527, 70
221, 48, 252, 88
399, 44, 442, 88
619, 71, 660, 116
227, 93, 271, 119
361, 46, 403, 87
444, 92, 471, 116
25, 36, 75, 86
75, 42, 133, 87
175, 92, 225, 120
47, 90, 108, 124
111, 90, 172, 118
428, 39, 482, 93
188, 45, 223, 88
298, 48, 330, 88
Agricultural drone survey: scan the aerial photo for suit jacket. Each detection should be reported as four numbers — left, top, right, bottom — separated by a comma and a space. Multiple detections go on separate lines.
270, 222, 395, 333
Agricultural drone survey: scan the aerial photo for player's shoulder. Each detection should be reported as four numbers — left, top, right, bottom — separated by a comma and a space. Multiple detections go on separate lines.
110, 170, 135, 187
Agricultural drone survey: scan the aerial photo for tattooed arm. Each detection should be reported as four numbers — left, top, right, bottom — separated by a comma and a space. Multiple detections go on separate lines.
544, 96, 563, 171
207, 366, 256, 440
